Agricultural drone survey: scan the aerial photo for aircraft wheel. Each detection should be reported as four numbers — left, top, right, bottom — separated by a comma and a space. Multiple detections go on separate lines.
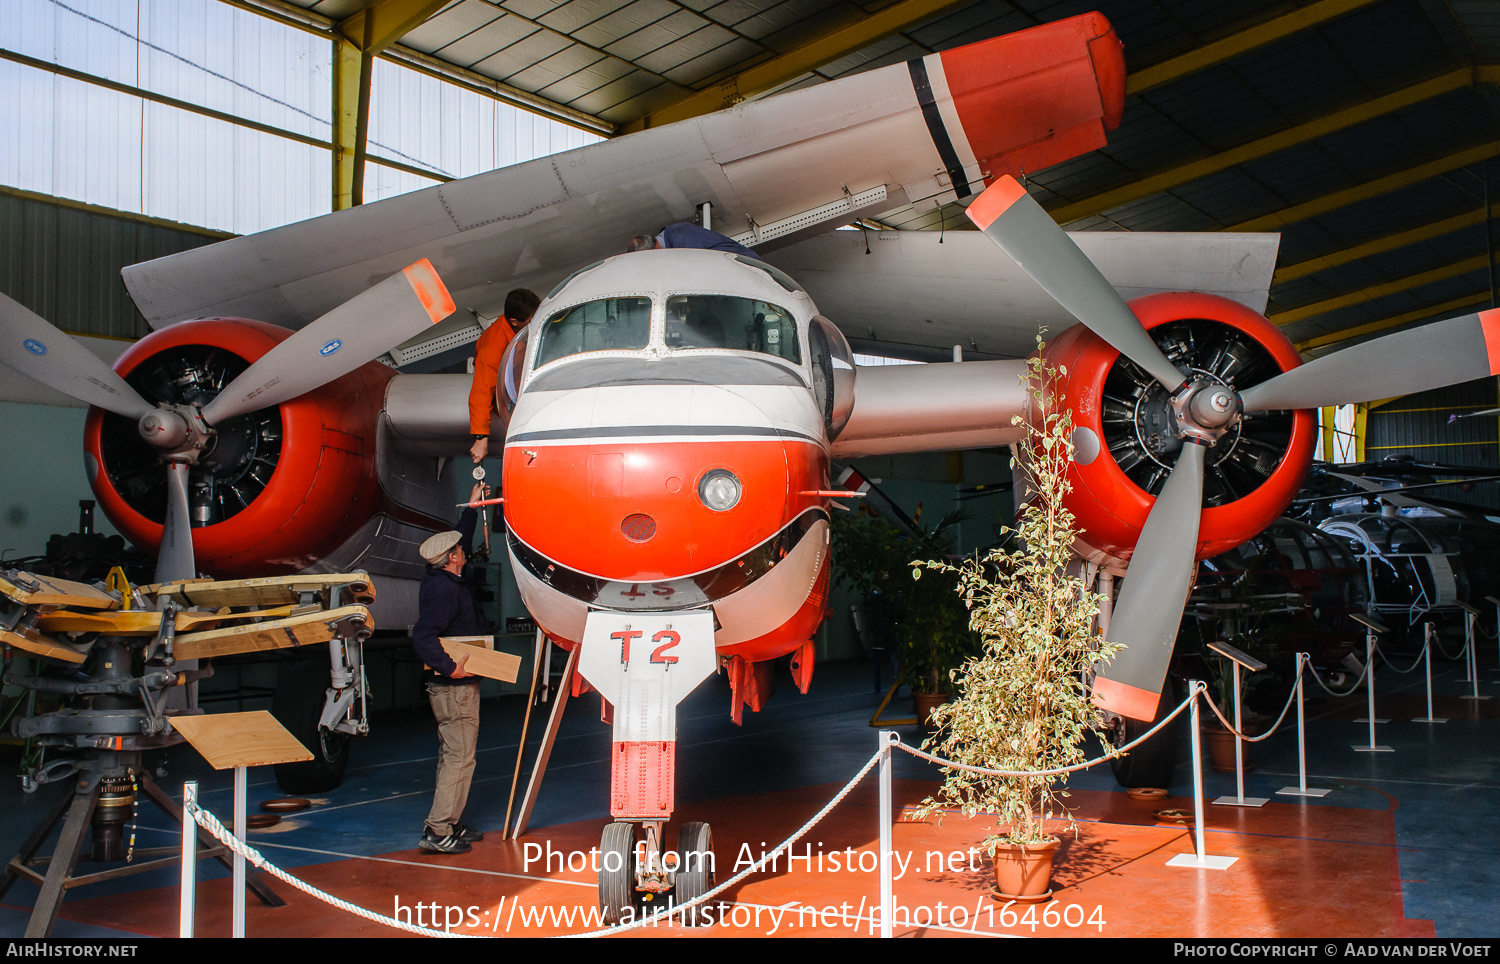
598, 822, 639, 925
271, 660, 350, 794
1109, 695, 1179, 790
675, 821, 715, 926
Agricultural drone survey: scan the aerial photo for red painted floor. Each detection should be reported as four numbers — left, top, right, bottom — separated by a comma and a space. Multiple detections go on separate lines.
49, 778, 1435, 939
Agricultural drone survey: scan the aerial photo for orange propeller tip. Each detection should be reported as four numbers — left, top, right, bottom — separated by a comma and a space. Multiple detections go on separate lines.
965, 176, 1030, 232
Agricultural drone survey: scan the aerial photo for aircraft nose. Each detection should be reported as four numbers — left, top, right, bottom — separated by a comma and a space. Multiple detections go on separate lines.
503, 385, 823, 582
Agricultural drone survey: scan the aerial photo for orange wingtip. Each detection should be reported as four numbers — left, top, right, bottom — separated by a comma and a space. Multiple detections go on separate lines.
1092, 675, 1161, 722
965, 175, 1029, 231
402, 258, 456, 324
1480, 308, 1500, 376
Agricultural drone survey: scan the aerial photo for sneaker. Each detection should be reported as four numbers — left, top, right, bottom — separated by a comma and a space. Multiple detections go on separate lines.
454, 823, 484, 843
419, 827, 471, 854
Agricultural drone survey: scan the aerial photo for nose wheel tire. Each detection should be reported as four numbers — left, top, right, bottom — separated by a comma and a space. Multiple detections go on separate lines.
675, 821, 715, 926
598, 821, 639, 925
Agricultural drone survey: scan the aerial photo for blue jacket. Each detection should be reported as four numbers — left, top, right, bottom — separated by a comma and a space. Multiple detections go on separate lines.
658, 222, 759, 259
412, 508, 486, 684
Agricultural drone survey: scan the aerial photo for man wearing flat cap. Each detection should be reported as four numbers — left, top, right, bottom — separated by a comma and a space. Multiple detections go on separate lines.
412, 481, 489, 854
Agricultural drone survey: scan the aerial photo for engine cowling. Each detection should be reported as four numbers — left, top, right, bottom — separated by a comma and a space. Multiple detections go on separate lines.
84, 319, 393, 577
1036, 292, 1317, 565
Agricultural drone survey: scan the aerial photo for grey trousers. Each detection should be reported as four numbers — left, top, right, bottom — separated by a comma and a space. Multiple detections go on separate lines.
425, 681, 480, 836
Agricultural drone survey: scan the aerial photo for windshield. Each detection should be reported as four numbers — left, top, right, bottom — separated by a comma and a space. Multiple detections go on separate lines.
534, 296, 652, 368
663, 295, 800, 363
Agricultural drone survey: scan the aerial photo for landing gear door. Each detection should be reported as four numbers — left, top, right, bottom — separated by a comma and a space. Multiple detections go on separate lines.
579, 610, 717, 740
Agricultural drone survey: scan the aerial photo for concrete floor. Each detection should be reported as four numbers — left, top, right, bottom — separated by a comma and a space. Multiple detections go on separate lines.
1, 654, 1495, 938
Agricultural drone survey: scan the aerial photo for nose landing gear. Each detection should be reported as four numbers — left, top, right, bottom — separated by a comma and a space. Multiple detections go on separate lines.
596, 820, 716, 927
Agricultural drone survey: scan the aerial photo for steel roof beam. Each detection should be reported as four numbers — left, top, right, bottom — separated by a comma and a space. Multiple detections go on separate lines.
1127, 0, 1383, 95
1049, 66, 1500, 226
1274, 203, 1500, 283
621, 0, 972, 133
1272, 252, 1492, 326
333, 0, 449, 211
1225, 141, 1500, 234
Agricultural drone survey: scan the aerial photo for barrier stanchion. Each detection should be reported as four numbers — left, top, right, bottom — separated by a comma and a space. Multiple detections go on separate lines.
1167, 682, 1237, 870
1413, 624, 1447, 724
1210, 642, 1267, 808
233, 765, 247, 938
1278, 654, 1331, 798
1352, 614, 1393, 753
180, 781, 197, 939
878, 730, 895, 940
1458, 601, 1490, 701
1488, 595, 1500, 677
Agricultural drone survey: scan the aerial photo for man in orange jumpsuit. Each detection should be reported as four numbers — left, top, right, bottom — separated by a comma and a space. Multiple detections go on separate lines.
469, 288, 540, 463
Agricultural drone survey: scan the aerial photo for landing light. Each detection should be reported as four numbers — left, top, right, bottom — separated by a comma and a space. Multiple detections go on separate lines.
698, 470, 742, 512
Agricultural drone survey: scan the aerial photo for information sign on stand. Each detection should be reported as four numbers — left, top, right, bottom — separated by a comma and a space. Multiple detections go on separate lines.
171, 711, 313, 938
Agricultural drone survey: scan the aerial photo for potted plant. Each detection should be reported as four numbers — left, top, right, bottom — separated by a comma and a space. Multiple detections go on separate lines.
831, 506, 977, 721
914, 352, 1119, 901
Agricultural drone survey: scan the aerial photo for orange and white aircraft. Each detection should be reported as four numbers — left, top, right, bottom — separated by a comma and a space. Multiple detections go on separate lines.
4, 10, 1493, 919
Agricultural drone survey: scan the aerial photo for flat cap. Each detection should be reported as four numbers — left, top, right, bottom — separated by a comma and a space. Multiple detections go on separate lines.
419, 530, 462, 565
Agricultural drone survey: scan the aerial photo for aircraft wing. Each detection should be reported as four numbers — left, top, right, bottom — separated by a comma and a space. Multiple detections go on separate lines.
767, 229, 1280, 360
120, 14, 1125, 331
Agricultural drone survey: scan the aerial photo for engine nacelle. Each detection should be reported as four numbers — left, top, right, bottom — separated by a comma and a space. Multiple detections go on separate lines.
84, 319, 393, 577
1035, 292, 1317, 566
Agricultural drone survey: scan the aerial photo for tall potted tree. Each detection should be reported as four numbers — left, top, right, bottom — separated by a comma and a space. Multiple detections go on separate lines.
914, 352, 1118, 901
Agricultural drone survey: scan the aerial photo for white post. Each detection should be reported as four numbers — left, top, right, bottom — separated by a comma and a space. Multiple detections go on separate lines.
233, 765, 247, 938
1414, 624, 1446, 723
878, 731, 895, 939
1279, 655, 1331, 797
1353, 628, 1393, 752
1461, 608, 1489, 701
1215, 662, 1267, 806
180, 781, 197, 939
1168, 683, 1238, 869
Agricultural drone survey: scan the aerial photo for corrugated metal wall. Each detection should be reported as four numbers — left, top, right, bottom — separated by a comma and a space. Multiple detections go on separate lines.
0, 189, 219, 338
1365, 375, 1500, 507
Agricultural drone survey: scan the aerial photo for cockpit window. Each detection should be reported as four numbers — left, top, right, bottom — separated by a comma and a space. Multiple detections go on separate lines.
534, 296, 652, 368
663, 295, 800, 364
734, 255, 804, 293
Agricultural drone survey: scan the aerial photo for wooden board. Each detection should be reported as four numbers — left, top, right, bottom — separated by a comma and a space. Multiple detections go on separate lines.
0, 626, 87, 664
170, 710, 314, 769
440, 635, 521, 683
171, 604, 373, 660
35, 604, 298, 636
0, 572, 118, 610
143, 572, 375, 609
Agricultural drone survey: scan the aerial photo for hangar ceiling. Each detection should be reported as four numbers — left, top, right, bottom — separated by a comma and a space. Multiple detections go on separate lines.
162, 0, 1500, 360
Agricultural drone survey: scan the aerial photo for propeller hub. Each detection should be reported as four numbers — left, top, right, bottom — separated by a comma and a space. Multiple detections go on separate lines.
138, 404, 214, 460
1170, 379, 1242, 445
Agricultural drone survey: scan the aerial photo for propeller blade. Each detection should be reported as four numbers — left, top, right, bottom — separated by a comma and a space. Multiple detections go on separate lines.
965, 176, 1186, 392
1241, 309, 1500, 412
0, 294, 154, 420
1095, 441, 1207, 721
201, 259, 455, 425
154, 462, 196, 584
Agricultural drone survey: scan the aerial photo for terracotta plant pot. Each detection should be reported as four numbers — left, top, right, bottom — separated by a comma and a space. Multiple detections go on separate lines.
990, 838, 1059, 903
912, 691, 952, 728
1203, 725, 1251, 772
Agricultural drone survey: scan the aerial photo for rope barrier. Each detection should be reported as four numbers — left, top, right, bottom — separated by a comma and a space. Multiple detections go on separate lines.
184, 750, 887, 939
1308, 657, 1369, 697
1200, 683, 1296, 743
185, 799, 472, 938
1431, 628, 1468, 662
1373, 639, 1427, 675
893, 689, 1194, 778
